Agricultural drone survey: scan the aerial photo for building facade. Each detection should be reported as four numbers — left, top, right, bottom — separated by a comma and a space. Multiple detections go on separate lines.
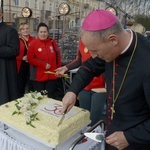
1, 0, 105, 33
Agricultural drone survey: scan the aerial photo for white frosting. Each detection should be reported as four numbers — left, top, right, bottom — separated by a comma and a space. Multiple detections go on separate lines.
0, 97, 90, 147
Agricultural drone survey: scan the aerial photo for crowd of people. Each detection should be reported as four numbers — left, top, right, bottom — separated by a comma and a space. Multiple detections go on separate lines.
1, 6, 150, 149
0, 8, 62, 102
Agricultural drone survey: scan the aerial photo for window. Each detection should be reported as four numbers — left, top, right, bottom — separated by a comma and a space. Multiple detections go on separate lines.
14, 0, 19, 6
42, 1, 45, 10
33, 18, 37, 31
50, 3, 52, 11
55, 4, 58, 13
35, 0, 38, 9
25, 0, 29, 7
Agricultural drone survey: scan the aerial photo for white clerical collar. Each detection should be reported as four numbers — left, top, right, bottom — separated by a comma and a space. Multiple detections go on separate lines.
121, 29, 133, 54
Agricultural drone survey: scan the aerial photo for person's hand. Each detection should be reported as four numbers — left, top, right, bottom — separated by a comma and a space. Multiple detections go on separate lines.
45, 63, 51, 70
60, 92, 77, 114
55, 66, 68, 76
23, 55, 27, 61
106, 131, 129, 150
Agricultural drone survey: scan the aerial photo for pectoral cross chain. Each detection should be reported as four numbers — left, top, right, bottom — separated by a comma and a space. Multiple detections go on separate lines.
111, 104, 115, 120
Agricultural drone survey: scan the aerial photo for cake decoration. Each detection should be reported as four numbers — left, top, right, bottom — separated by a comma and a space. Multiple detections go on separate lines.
36, 101, 80, 119
12, 91, 47, 128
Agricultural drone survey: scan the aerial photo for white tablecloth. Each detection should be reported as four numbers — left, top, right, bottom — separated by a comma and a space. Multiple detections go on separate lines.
0, 122, 105, 150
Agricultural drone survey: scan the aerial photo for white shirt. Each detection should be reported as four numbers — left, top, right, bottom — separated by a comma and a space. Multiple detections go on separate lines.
121, 29, 133, 54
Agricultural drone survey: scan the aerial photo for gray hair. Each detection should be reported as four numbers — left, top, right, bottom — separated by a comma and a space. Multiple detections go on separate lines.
80, 21, 124, 42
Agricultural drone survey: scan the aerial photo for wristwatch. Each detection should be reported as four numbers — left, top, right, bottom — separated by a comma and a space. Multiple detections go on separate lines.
58, 2, 70, 15
21, 7, 32, 18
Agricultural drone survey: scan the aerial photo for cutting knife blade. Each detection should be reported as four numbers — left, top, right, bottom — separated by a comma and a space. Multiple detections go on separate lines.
57, 113, 65, 126
57, 114, 65, 126
84, 133, 105, 143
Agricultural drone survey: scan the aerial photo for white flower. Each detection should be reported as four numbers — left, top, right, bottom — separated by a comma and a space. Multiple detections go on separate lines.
24, 110, 33, 117
27, 98, 34, 104
25, 116, 31, 123
17, 102, 24, 107
26, 103, 31, 109
25, 97, 32, 101
20, 106, 27, 113
36, 92, 42, 97
34, 92, 43, 99
25, 93, 32, 98
12, 91, 46, 127
32, 99, 39, 104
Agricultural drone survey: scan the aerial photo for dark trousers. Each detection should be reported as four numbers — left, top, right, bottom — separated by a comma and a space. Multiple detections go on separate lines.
32, 80, 59, 99
78, 90, 106, 126
17, 61, 29, 98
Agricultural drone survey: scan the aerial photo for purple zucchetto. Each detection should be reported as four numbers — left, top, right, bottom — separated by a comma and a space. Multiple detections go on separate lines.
82, 9, 118, 31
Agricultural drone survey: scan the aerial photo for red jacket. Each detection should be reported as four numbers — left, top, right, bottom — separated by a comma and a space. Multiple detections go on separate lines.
16, 35, 35, 73
79, 40, 105, 90
66, 40, 105, 91
27, 37, 62, 81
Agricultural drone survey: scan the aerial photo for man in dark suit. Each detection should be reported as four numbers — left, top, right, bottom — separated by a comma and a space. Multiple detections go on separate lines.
0, 8, 19, 104
60, 9, 150, 150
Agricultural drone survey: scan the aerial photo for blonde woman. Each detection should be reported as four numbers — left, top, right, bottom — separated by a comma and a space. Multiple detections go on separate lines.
16, 22, 35, 97
130, 23, 145, 35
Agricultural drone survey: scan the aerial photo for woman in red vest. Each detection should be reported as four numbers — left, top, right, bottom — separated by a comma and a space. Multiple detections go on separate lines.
16, 22, 35, 98
27, 22, 62, 98
56, 40, 106, 126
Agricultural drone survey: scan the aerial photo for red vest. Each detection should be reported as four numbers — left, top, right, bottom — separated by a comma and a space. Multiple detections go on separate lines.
79, 40, 105, 91
16, 35, 35, 73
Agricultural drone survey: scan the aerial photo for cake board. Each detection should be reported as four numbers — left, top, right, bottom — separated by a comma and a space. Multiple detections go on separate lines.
0, 120, 105, 150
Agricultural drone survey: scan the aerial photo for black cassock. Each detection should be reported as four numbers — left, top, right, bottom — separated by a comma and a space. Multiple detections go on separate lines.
68, 31, 150, 149
0, 22, 19, 105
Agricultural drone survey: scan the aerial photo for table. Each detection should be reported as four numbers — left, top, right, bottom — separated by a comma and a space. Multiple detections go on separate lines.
0, 121, 105, 150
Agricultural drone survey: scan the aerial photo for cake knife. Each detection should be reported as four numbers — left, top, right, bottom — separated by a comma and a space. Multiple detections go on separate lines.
84, 133, 105, 143
57, 111, 66, 126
